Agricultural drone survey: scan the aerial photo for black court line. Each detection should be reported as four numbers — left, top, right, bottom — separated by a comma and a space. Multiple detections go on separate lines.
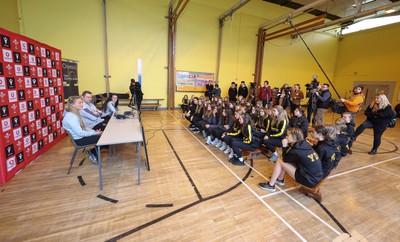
314, 198, 350, 235
77, 176, 86, 186
97, 194, 119, 204
79, 157, 86, 166
105, 159, 254, 242
162, 130, 203, 200
146, 204, 173, 208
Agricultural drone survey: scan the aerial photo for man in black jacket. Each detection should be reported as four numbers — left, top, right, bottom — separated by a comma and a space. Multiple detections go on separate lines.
238, 81, 248, 100
314, 83, 331, 126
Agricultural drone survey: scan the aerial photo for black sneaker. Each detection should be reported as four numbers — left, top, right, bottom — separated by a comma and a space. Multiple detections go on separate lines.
258, 182, 276, 192
276, 178, 285, 186
232, 159, 244, 166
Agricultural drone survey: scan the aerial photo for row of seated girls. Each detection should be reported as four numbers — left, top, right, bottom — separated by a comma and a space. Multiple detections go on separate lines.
184, 95, 356, 192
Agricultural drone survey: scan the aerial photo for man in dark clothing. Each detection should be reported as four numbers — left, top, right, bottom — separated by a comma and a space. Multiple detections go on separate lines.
205, 80, 214, 100
314, 83, 331, 126
129, 78, 144, 111
228, 82, 237, 103
259, 80, 272, 108
238, 81, 248, 100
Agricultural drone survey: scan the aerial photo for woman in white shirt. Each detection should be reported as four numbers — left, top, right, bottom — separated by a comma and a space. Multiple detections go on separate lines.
63, 96, 103, 164
101, 94, 119, 119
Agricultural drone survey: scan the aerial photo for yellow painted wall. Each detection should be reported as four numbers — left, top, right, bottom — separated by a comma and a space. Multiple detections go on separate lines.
1, 0, 397, 108
0, 0, 19, 33
334, 23, 400, 107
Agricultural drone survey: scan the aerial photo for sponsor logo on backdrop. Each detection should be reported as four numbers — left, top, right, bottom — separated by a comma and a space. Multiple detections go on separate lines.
14, 65, 23, 76
18, 90, 25, 100
32, 142, 38, 154
16, 152, 24, 164
0, 63, 3, 75
37, 67, 42, 76
23, 66, 30, 76
27, 100, 33, 110
20, 40, 27, 52
24, 77, 31, 88
1, 35, 11, 48
19, 101, 27, 113
6, 77, 15, 89
3, 49, 13, 62
13, 52, 21, 63
36, 57, 41, 66
12, 116, 20, 127
29, 55, 36, 65
1, 105, 9, 117
32, 78, 38, 87
43, 68, 47, 77
23, 135, 31, 148
5, 144, 15, 157
13, 127, 22, 140
38, 140, 43, 149
2, 118, 11, 132
0, 77, 5, 89
6, 157, 16, 172
28, 43, 35, 54
23, 125, 29, 136
28, 111, 35, 122
8, 90, 17, 102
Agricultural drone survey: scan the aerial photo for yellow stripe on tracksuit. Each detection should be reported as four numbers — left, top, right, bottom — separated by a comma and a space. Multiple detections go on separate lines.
270, 119, 287, 138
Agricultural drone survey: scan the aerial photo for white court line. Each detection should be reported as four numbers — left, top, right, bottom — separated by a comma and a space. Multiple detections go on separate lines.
371, 164, 400, 178
167, 111, 335, 240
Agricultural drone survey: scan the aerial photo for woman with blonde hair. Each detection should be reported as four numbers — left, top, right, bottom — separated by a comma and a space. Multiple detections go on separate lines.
262, 105, 289, 162
354, 94, 394, 155
62, 96, 103, 164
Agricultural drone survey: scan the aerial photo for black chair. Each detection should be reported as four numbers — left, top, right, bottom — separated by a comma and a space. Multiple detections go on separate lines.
66, 131, 96, 175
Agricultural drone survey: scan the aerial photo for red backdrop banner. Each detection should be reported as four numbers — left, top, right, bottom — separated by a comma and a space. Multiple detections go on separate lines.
0, 28, 65, 184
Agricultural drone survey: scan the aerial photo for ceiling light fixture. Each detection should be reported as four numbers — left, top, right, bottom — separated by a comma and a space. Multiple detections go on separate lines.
385, 9, 396, 14
351, 0, 375, 8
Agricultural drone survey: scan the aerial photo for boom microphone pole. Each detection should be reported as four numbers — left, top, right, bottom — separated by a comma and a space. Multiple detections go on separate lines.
288, 20, 341, 99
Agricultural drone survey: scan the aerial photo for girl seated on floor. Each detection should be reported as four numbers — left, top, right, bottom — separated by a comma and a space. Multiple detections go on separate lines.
258, 127, 323, 192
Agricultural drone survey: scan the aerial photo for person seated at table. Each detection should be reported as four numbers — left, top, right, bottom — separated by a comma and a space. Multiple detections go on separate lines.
258, 127, 323, 192
101, 94, 119, 121
80, 90, 107, 130
63, 96, 103, 164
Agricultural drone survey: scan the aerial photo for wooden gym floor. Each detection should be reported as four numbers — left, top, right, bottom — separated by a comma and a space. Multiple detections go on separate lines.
0, 109, 399, 241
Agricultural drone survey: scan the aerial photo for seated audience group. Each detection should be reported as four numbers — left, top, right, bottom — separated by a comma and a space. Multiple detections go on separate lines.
183, 91, 359, 193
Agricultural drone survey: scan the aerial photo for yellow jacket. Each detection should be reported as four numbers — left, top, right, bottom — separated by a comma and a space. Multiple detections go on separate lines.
344, 94, 365, 113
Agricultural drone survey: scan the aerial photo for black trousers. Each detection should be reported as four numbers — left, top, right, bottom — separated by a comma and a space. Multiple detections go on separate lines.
262, 137, 283, 153
75, 135, 101, 158
231, 141, 257, 158
355, 120, 388, 150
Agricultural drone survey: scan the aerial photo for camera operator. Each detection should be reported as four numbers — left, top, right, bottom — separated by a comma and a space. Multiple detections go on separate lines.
314, 83, 331, 126
278, 83, 291, 111
305, 80, 318, 124
290, 84, 304, 114
340, 86, 365, 114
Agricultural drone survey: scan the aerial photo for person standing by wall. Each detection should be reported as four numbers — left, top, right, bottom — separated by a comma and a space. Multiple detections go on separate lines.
238, 81, 249, 100
205, 80, 214, 100
228, 82, 238, 103
314, 83, 331, 126
340, 86, 365, 114
290, 84, 304, 114
130, 78, 144, 111
354, 94, 394, 155
212, 83, 221, 99
259, 80, 272, 108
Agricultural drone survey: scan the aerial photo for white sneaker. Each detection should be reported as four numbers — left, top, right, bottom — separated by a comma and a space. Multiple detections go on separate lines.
215, 140, 222, 148
224, 147, 231, 154
219, 142, 227, 151
228, 150, 234, 159
211, 139, 219, 145
206, 136, 212, 145
202, 130, 207, 138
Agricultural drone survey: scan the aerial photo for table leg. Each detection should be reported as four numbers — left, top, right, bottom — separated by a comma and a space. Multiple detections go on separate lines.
97, 146, 103, 190
138, 142, 141, 185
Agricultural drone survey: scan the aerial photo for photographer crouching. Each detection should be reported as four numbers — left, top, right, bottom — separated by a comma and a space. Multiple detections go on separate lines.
314, 83, 331, 126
